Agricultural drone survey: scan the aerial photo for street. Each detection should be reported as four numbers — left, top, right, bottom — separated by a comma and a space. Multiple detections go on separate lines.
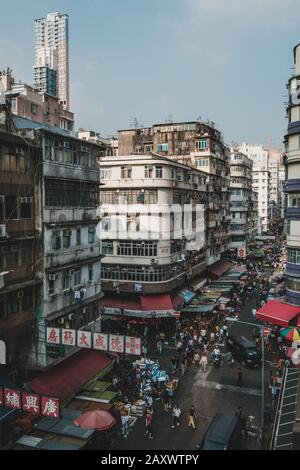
112, 284, 274, 451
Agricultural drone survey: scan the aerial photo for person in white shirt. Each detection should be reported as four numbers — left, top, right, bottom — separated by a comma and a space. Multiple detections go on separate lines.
172, 404, 181, 428
200, 354, 208, 372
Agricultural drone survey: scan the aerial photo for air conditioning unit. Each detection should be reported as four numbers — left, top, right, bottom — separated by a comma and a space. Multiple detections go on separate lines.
17, 290, 24, 298
0, 224, 7, 238
15, 147, 24, 155
150, 259, 158, 265
49, 274, 58, 281
82, 307, 87, 314
58, 317, 65, 325
113, 281, 118, 287
80, 146, 88, 152
68, 313, 74, 320
63, 142, 70, 149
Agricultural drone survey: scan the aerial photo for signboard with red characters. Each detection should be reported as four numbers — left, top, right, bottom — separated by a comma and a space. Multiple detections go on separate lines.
0, 388, 3, 406
4, 389, 21, 410
93, 333, 108, 351
62, 328, 76, 346
22, 392, 40, 416
125, 336, 141, 355
238, 247, 246, 258
77, 330, 92, 349
46, 327, 60, 344
41, 396, 60, 419
109, 334, 124, 353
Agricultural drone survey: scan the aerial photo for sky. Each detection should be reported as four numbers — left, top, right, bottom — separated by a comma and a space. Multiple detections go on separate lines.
1, 0, 300, 149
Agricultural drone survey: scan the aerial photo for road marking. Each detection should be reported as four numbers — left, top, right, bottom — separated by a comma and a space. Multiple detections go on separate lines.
194, 379, 262, 396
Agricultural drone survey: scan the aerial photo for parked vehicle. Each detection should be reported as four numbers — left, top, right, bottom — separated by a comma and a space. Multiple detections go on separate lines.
199, 414, 242, 450
213, 354, 221, 368
226, 335, 261, 368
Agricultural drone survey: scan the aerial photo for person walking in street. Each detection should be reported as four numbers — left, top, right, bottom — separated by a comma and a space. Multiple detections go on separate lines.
162, 388, 171, 411
171, 356, 177, 375
237, 368, 243, 387
200, 353, 208, 373
144, 411, 154, 439
188, 405, 197, 430
157, 339, 163, 355
180, 360, 185, 377
172, 404, 181, 428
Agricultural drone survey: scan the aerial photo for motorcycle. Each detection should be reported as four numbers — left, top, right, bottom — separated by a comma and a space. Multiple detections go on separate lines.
213, 353, 221, 368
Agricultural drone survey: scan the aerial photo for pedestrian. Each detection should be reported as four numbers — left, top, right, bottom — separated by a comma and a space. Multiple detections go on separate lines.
180, 361, 185, 376
157, 339, 163, 355
193, 351, 200, 366
144, 411, 154, 439
199, 353, 208, 373
162, 388, 171, 411
237, 368, 243, 387
172, 404, 181, 428
171, 356, 177, 374
235, 406, 242, 419
121, 411, 130, 438
188, 405, 197, 430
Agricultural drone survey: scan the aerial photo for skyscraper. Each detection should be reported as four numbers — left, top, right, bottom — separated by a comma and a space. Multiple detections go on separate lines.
34, 12, 69, 110
285, 43, 300, 306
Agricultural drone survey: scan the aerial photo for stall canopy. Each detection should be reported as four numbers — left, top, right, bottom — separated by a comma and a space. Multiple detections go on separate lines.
207, 260, 232, 279
181, 304, 217, 314
140, 294, 173, 311
27, 350, 112, 400
256, 301, 300, 327
178, 289, 197, 304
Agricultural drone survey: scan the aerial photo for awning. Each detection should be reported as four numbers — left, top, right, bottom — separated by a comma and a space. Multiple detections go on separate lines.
207, 260, 232, 278
171, 295, 184, 310
256, 301, 300, 327
99, 297, 141, 311
28, 350, 112, 400
181, 304, 217, 314
0, 368, 19, 423
178, 289, 197, 304
140, 294, 173, 311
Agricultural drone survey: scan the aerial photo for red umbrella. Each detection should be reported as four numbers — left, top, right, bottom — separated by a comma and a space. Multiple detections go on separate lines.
73, 410, 116, 431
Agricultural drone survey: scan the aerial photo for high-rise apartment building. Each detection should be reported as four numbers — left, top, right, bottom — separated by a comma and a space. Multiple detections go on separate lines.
229, 151, 258, 255
34, 12, 69, 110
284, 43, 300, 306
118, 121, 231, 266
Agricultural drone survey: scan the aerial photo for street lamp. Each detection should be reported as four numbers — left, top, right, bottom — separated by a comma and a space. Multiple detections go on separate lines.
225, 317, 265, 448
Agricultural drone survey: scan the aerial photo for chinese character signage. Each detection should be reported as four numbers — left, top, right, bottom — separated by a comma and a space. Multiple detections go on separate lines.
125, 336, 141, 355
44, 327, 141, 355
77, 330, 92, 348
41, 396, 60, 418
22, 392, 40, 415
4, 389, 21, 410
93, 333, 108, 351
46, 327, 60, 344
62, 329, 76, 346
0, 387, 60, 418
109, 334, 124, 353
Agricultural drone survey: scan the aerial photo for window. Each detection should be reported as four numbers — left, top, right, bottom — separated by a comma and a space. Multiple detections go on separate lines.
88, 227, 96, 243
52, 230, 61, 250
287, 249, 300, 265
102, 241, 113, 255
288, 194, 300, 208
31, 103, 37, 115
48, 279, 55, 296
117, 241, 158, 257
73, 269, 81, 287
157, 143, 168, 152
88, 264, 94, 281
287, 277, 300, 292
45, 179, 99, 208
21, 244, 33, 265
62, 271, 70, 290
121, 166, 132, 179
100, 168, 112, 180
6, 246, 19, 268
195, 139, 207, 150
76, 228, 81, 246
20, 197, 32, 219
144, 165, 154, 178
155, 166, 163, 178
7, 293, 19, 315
5, 195, 18, 219
63, 229, 71, 248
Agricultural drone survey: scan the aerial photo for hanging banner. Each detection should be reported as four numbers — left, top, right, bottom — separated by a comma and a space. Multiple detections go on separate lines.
4, 389, 22, 410
46, 327, 60, 344
77, 330, 92, 349
22, 392, 40, 416
62, 329, 76, 346
41, 396, 60, 419
109, 334, 124, 353
237, 246, 246, 258
0, 340, 6, 364
125, 336, 141, 355
93, 333, 108, 351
